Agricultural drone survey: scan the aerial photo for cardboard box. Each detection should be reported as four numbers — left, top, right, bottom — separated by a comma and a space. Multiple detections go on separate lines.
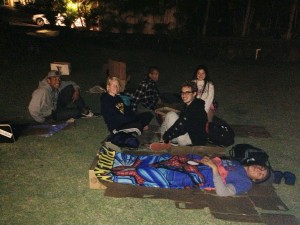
108, 59, 126, 80
89, 156, 107, 190
50, 62, 71, 75
119, 79, 127, 92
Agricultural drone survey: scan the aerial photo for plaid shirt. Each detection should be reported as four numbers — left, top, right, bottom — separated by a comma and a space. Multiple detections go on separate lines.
131, 76, 160, 112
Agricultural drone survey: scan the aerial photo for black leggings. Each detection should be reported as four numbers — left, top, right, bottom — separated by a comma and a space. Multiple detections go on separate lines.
115, 111, 154, 133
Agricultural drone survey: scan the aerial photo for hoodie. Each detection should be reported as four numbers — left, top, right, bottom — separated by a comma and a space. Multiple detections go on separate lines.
28, 76, 79, 123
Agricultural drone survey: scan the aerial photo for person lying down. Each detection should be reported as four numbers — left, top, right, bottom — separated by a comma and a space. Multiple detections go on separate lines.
94, 146, 272, 196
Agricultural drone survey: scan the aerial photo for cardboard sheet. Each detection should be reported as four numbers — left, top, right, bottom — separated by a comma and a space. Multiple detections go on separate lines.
102, 181, 297, 224
89, 143, 298, 224
231, 125, 271, 138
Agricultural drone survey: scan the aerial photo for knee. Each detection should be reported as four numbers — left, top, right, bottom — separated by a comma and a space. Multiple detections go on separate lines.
165, 111, 179, 122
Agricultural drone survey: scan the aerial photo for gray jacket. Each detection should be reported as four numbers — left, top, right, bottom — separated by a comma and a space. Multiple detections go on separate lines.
28, 76, 79, 123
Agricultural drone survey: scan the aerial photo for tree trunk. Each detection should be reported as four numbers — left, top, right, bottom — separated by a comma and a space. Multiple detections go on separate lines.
202, 0, 211, 37
242, 0, 251, 37
286, 0, 298, 40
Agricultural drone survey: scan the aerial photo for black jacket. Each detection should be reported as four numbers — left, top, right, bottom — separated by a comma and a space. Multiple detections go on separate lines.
162, 98, 208, 145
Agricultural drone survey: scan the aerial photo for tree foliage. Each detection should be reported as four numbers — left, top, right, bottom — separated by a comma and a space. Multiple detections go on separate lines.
30, 0, 300, 39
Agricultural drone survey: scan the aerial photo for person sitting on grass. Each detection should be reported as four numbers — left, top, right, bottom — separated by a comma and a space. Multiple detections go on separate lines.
95, 146, 273, 196
28, 70, 93, 123
160, 81, 208, 146
100, 76, 153, 135
131, 66, 161, 113
191, 65, 215, 122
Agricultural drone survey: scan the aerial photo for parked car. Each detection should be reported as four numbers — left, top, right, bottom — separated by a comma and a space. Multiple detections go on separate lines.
32, 14, 50, 27
32, 13, 85, 28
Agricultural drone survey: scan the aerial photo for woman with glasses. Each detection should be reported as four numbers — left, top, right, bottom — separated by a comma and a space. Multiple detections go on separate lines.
160, 81, 208, 146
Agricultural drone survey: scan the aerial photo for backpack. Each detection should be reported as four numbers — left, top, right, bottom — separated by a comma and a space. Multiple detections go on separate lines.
229, 144, 270, 167
107, 132, 140, 150
208, 119, 235, 147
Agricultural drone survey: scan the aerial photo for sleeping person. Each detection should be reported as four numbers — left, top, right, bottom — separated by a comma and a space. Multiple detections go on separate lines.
94, 146, 272, 196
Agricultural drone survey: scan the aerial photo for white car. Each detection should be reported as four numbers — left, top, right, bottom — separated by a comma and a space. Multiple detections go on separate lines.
32, 13, 85, 28
32, 14, 50, 27
55, 13, 86, 28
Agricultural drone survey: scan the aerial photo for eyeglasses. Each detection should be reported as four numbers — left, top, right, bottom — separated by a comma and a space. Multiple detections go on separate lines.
180, 91, 193, 95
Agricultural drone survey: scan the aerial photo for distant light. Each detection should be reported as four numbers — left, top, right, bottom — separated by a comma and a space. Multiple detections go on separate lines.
255, 48, 261, 60
26, 30, 60, 37
67, 2, 78, 11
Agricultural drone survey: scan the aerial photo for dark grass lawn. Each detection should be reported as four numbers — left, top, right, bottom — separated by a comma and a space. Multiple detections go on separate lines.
0, 26, 300, 224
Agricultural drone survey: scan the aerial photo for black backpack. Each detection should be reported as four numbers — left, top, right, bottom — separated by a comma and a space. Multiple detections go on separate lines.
229, 144, 270, 167
208, 119, 235, 147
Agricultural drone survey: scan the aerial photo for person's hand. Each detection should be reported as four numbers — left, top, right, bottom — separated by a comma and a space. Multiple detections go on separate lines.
200, 156, 218, 174
72, 89, 80, 102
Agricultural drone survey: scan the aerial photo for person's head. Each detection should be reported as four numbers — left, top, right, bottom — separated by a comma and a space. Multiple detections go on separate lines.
192, 65, 210, 82
148, 66, 159, 82
180, 81, 197, 105
106, 76, 120, 96
245, 164, 271, 184
47, 70, 61, 89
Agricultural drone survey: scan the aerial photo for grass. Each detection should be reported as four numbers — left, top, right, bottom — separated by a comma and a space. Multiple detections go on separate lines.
1, 26, 300, 225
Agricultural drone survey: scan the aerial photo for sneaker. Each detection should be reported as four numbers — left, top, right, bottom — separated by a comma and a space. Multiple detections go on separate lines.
82, 110, 94, 117
149, 142, 172, 152
170, 142, 178, 146
112, 128, 142, 136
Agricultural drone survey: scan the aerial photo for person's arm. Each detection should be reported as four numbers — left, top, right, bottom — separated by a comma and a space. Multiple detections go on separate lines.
200, 156, 236, 196
60, 81, 80, 102
204, 83, 214, 113
72, 88, 80, 102
144, 82, 160, 110
28, 89, 52, 123
131, 82, 148, 112
213, 173, 236, 196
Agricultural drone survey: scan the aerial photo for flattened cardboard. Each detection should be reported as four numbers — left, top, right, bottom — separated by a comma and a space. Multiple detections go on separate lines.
248, 184, 289, 211
231, 125, 271, 138
90, 146, 294, 224
261, 213, 299, 225
102, 182, 292, 224
212, 212, 262, 223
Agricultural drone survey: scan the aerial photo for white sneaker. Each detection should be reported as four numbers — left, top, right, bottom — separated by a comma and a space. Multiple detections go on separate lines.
82, 110, 94, 117
112, 128, 142, 136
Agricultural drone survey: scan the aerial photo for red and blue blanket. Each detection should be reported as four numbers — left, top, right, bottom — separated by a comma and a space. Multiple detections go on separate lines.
94, 146, 219, 189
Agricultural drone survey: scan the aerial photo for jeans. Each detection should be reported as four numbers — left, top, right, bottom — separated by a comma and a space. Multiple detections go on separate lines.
160, 111, 192, 146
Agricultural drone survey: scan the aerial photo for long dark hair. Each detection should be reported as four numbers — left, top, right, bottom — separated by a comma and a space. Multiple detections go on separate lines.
191, 65, 213, 97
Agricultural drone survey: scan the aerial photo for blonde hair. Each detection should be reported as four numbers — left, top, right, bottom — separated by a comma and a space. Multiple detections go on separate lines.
107, 76, 121, 87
